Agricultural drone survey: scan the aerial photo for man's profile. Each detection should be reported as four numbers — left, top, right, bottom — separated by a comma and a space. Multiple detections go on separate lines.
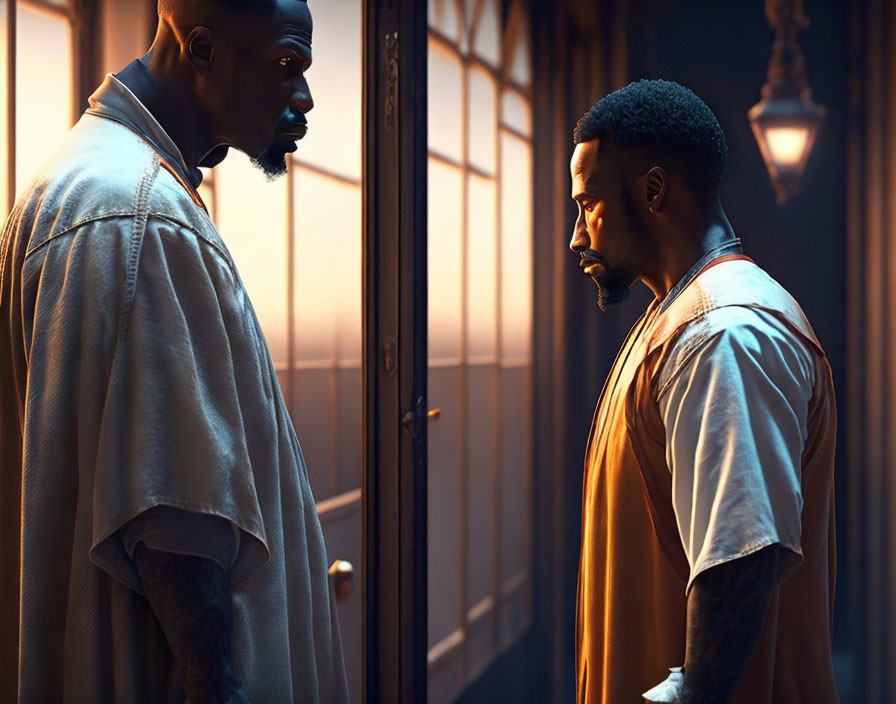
0, 0, 349, 701
570, 80, 838, 703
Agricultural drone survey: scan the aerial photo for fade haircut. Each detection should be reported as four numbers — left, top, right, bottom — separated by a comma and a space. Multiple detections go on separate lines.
573, 79, 728, 199
157, 0, 278, 16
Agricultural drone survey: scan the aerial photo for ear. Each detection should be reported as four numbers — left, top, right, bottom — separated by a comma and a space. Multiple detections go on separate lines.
186, 26, 214, 77
644, 166, 667, 214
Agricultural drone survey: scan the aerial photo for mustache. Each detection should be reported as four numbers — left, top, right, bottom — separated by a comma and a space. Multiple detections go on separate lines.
580, 249, 608, 267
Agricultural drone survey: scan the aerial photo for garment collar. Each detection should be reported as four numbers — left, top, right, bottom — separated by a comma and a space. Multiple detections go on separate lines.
86, 64, 203, 189
657, 238, 744, 314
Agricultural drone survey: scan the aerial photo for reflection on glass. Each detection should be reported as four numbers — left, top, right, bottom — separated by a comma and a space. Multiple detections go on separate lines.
501, 89, 531, 138
500, 132, 532, 362
466, 173, 497, 360
428, 159, 464, 360
467, 67, 496, 175
215, 151, 289, 364
292, 166, 362, 363
428, 40, 464, 163
509, 14, 532, 87
294, 0, 361, 181
15, 4, 72, 191
471, 0, 500, 66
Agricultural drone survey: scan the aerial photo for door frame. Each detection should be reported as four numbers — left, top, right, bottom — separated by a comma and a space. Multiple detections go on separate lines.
363, 0, 429, 702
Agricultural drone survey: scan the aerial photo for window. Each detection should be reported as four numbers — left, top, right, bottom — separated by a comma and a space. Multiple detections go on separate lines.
426, 1, 534, 700
1, 0, 75, 220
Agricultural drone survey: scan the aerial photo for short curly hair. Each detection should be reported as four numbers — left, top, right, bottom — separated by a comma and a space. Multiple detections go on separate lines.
573, 79, 728, 198
157, 0, 279, 16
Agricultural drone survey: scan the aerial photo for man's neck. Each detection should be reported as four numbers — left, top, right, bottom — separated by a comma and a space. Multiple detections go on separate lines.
642, 204, 737, 301
115, 53, 213, 171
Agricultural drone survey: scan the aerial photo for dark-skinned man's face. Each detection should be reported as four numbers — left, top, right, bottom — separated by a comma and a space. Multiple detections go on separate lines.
202, 0, 314, 178
569, 139, 649, 311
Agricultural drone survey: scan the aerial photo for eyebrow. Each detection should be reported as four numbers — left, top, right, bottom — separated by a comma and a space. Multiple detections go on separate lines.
283, 23, 312, 44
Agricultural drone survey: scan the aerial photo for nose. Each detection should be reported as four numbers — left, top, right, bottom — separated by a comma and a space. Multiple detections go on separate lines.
570, 210, 589, 253
290, 77, 314, 115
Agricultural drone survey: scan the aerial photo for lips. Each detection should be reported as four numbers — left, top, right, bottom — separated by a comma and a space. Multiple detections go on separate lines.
280, 124, 308, 141
580, 257, 602, 275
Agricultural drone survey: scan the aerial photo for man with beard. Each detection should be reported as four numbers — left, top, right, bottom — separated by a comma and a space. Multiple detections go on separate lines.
570, 80, 838, 703
0, 0, 349, 701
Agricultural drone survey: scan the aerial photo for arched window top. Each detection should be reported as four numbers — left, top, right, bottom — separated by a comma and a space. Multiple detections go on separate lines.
429, 0, 463, 46
505, 2, 532, 88
471, 0, 501, 67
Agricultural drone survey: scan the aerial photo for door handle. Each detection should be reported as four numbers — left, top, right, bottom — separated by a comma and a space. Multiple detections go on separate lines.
329, 560, 353, 603
427, 408, 441, 421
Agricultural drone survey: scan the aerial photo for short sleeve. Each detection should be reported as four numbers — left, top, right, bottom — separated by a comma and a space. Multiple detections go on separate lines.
120, 505, 241, 589
87, 218, 270, 593
658, 307, 815, 594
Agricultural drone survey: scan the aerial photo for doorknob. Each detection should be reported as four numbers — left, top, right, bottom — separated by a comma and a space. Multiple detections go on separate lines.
427, 408, 441, 421
329, 560, 353, 603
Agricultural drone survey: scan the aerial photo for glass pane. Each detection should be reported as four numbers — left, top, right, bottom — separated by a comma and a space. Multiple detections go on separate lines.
428, 365, 463, 648
508, 12, 532, 87
428, 40, 464, 163
500, 365, 530, 584
214, 151, 289, 365
292, 368, 335, 500
466, 174, 497, 360
336, 367, 362, 494
502, 88, 531, 138
472, 0, 500, 66
467, 66, 496, 175
0, 0, 7, 219
465, 363, 496, 612
500, 133, 532, 361
15, 4, 72, 191
292, 167, 362, 363
428, 159, 464, 360
293, 0, 361, 181
429, 0, 461, 43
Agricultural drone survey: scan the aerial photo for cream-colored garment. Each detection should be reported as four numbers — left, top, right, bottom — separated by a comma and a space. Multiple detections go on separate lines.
576, 258, 838, 704
0, 75, 348, 702
659, 305, 813, 594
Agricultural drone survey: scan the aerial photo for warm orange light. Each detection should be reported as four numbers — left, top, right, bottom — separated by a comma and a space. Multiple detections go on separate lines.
764, 126, 810, 166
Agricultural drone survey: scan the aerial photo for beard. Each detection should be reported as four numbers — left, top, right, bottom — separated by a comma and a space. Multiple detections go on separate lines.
585, 252, 633, 311
250, 140, 290, 180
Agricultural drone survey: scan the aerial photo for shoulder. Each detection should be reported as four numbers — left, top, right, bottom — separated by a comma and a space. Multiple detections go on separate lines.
16, 114, 218, 258
657, 305, 818, 402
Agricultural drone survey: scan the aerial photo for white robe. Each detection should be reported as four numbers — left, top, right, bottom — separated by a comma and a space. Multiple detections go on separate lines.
0, 75, 349, 702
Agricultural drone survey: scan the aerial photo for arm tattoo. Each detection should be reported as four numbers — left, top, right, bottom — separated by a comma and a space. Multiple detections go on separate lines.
134, 543, 248, 704
680, 545, 779, 704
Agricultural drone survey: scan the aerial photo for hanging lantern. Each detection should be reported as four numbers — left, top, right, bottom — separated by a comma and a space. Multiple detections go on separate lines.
748, 0, 826, 205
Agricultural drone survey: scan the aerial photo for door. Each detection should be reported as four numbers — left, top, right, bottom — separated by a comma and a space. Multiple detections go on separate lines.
425, 1, 537, 701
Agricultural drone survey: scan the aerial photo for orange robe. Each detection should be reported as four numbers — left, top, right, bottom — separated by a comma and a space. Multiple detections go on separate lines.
575, 258, 839, 703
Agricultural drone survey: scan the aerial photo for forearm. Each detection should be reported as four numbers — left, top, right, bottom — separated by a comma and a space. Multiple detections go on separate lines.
680, 545, 779, 704
134, 543, 247, 703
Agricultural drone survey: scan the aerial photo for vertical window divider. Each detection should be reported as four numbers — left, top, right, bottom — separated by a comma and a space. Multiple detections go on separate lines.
458, 29, 470, 681
491, 70, 503, 659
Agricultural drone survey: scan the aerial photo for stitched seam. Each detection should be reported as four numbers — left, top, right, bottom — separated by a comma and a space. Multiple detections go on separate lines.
146, 213, 238, 280
116, 155, 160, 342
23, 213, 139, 259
